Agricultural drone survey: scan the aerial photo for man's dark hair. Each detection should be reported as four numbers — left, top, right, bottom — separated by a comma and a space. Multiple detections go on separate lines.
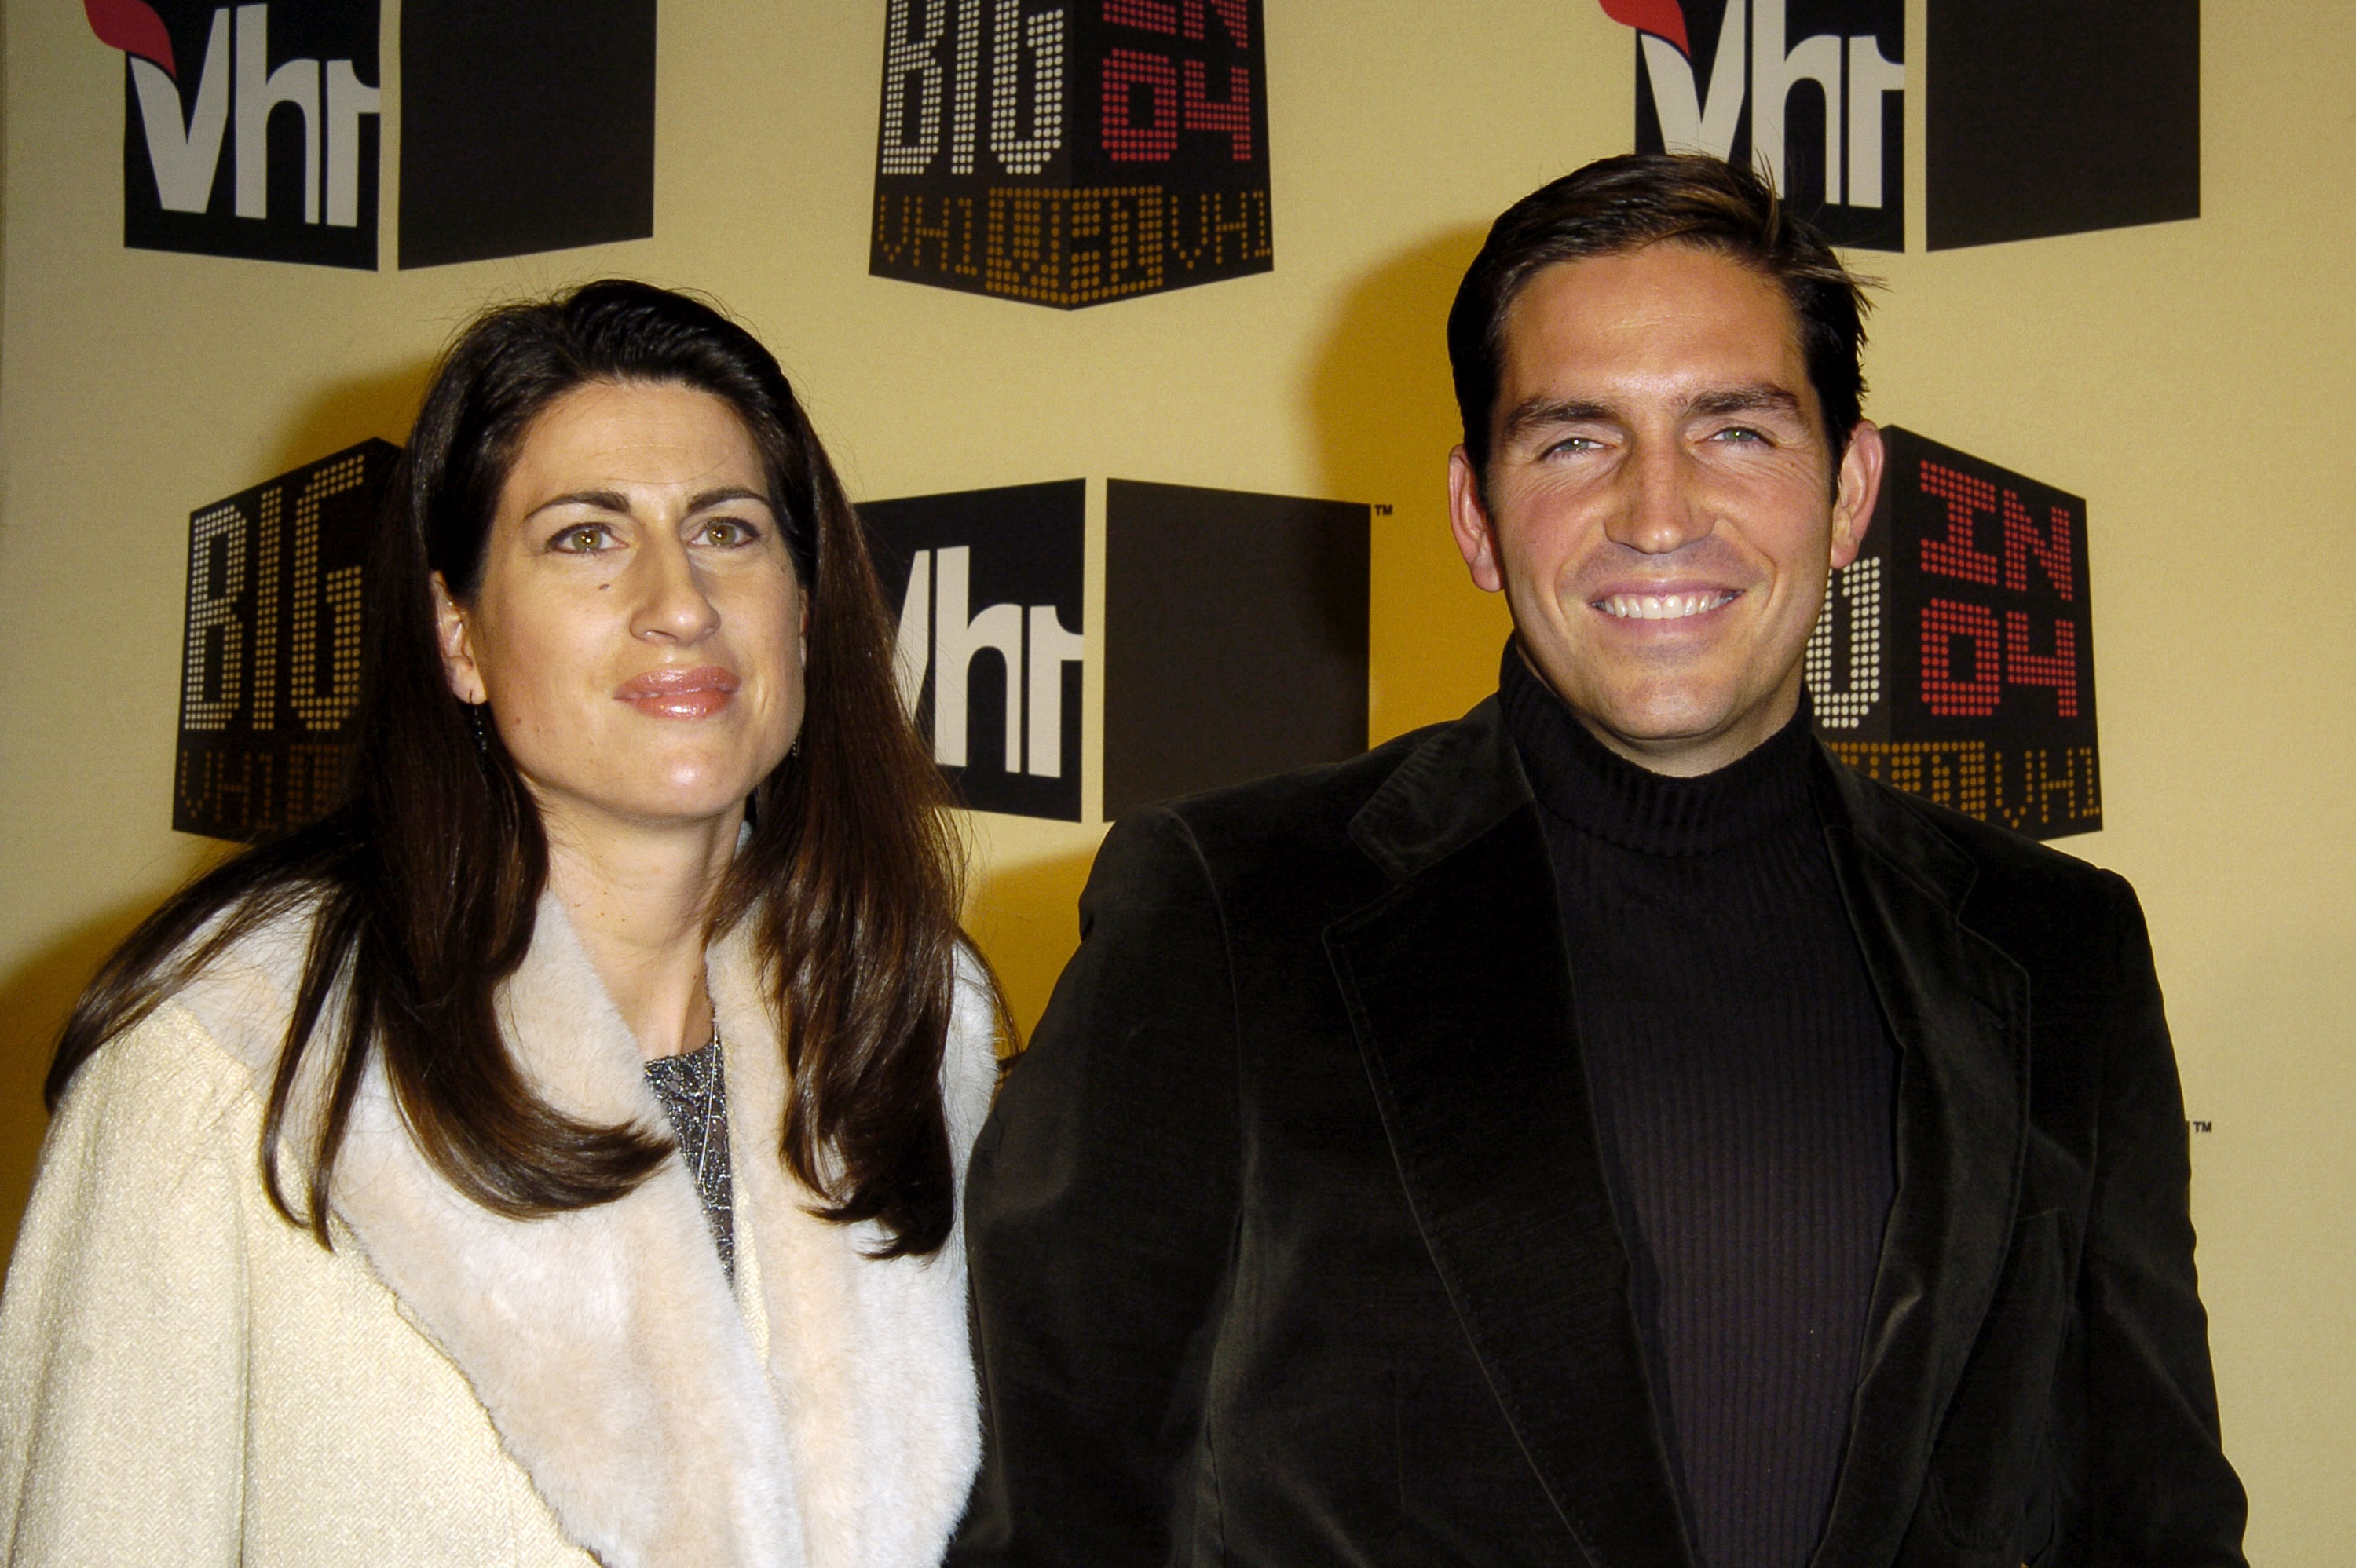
1447, 152, 1875, 484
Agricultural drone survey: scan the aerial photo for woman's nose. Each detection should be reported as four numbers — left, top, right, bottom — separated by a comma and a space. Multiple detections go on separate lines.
629, 535, 722, 644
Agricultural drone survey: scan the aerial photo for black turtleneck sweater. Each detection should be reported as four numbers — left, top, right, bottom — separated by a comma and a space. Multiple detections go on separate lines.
1498, 647, 1898, 1568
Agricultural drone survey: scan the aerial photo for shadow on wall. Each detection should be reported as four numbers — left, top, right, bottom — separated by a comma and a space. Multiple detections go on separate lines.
963, 842, 1103, 1051
0, 363, 430, 1264
1301, 223, 1515, 746
262, 359, 434, 478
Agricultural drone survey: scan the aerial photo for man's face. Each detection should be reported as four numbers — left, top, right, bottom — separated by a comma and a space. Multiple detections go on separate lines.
1448, 243, 1882, 777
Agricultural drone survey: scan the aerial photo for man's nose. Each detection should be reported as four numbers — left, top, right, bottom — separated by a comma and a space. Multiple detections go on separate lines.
628, 533, 722, 644
1603, 438, 1713, 555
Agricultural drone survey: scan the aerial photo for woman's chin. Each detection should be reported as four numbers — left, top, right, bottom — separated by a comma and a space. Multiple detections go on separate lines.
528, 772, 762, 836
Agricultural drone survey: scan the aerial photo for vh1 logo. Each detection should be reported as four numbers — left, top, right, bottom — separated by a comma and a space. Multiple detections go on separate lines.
91, 0, 657, 271
176, 440, 400, 840
869, 0, 1273, 309
860, 479, 1368, 822
864, 481, 1090, 821
1608, 0, 2199, 251
1807, 429, 2099, 839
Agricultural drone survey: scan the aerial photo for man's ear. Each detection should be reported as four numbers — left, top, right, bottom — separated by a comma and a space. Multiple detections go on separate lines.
1447, 446, 1505, 594
430, 573, 489, 705
1829, 420, 1886, 569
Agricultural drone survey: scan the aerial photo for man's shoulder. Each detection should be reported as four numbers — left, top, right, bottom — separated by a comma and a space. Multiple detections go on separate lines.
1158, 722, 1445, 835
1103, 708, 1504, 903
1824, 751, 2135, 946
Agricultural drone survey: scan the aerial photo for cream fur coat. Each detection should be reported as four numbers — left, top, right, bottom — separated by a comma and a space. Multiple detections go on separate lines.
0, 896, 1000, 1567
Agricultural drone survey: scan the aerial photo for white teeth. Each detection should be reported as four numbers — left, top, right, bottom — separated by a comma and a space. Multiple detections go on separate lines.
1597, 591, 1738, 620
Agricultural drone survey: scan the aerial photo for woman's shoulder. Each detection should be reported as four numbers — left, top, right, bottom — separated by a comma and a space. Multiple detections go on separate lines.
164, 892, 327, 1080
49, 999, 265, 1157
46, 884, 323, 1130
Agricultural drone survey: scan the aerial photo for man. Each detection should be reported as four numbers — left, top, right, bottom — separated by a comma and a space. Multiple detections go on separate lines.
953, 155, 2247, 1567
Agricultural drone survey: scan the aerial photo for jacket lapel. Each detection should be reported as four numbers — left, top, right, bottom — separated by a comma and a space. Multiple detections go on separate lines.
324, 900, 807, 1568
1809, 755, 2031, 1568
1327, 702, 1695, 1568
717, 945, 993, 1568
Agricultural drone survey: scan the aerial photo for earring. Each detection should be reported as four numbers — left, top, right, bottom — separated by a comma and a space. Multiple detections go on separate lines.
468, 704, 489, 756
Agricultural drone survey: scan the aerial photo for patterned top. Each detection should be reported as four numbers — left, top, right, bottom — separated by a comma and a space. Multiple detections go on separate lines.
643, 1033, 735, 1283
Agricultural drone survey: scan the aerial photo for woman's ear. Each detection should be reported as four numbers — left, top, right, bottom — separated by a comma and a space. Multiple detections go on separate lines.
430, 573, 490, 705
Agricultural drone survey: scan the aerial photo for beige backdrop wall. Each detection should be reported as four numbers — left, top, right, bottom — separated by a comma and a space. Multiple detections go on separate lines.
3, 1, 2348, 1556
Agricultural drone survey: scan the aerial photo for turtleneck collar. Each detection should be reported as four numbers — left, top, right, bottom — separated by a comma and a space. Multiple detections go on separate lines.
1498, 640, 1820, 857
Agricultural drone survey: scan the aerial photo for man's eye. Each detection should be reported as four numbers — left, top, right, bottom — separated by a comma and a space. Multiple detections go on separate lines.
1712, 426, 1769, 444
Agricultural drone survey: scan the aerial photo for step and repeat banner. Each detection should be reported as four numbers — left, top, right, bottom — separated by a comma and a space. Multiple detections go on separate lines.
10, 4, 2354, 1552
140, 0, 2160, 842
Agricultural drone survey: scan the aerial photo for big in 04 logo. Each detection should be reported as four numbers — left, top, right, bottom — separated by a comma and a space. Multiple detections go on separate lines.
176, 440, 401, 840
1602, 0, 2200, 251
1805, 429, 2099, 840
870, 0, 1273, 309
86, 0, 660, 271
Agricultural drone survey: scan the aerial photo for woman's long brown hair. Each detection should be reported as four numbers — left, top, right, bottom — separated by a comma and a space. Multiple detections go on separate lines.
48, 281, 988, 1259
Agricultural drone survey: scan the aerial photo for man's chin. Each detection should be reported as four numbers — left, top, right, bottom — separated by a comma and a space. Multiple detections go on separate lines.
1564, 681, 1806, 776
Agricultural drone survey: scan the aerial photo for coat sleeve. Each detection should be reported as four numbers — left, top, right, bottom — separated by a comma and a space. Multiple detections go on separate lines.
0, 1006, 254, 1566
950, 808, 1243, 1568
2078, 875, 2248, 1563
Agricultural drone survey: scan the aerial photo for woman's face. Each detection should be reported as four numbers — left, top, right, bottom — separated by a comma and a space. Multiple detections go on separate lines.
435, 380, 806, 835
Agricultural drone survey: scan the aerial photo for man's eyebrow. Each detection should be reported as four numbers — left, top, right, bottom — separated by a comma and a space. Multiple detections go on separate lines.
1685, 384, 1805, 419
1497, 397, 1619, 446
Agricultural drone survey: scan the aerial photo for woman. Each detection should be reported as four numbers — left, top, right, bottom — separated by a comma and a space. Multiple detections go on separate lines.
0, 281, 1001, 1566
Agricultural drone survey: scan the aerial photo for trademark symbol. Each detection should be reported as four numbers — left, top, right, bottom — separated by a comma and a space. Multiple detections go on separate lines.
1373, 503, 1394, 516
2186, 1120, 2213, 1134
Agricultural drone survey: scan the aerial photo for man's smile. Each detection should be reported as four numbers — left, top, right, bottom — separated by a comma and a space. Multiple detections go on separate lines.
1593, 589, 1741, 620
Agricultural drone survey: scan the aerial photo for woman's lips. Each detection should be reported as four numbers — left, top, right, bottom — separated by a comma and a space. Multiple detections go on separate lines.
615, 665, 739, 719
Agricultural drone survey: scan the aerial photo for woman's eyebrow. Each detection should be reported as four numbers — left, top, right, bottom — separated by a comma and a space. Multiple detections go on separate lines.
684, 486, 772, 513
520, 484, 773, 523
521, 488, 631, 521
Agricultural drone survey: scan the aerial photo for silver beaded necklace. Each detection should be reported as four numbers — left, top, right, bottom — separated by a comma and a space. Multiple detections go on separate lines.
642, 1008, 735, 1281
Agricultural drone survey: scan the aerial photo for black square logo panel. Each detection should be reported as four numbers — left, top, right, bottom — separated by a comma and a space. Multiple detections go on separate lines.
177, 440, 401, 840
101, 0, 657, 270
1808, 427, 2099, 839
1615, 1, 2198, 252
119, 0, 383, 269
1630, 0, 1905, 252
1103, 481, 1367, 817
861, 481, 1088, 822
1926, 0, 2198, 250
399, 0, 658, 269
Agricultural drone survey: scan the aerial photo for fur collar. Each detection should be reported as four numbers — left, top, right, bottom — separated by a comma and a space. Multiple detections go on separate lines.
175, 896, 995, 1568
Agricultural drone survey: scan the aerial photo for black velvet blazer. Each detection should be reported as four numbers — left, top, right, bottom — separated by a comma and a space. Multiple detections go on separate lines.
953, 696, 2247, 1568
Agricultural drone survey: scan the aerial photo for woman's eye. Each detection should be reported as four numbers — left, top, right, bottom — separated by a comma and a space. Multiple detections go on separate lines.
553, 524, 613, 554
698, 518, 756, 546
